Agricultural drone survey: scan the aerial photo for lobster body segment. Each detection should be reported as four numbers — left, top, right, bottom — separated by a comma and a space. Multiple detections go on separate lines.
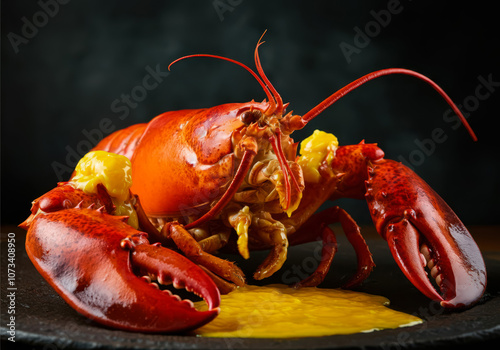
96, 101, 275, 217
131, 103, 249, 216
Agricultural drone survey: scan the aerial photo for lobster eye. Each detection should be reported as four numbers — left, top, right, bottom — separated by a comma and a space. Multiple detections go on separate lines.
240, 110, 263, 125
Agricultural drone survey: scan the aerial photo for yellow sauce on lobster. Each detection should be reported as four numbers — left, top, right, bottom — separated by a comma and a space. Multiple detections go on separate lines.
194, 285, 422, 338
71, 150, 138, 228
297, 130, 339, 183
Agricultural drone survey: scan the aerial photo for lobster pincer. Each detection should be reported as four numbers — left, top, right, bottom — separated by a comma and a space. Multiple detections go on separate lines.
20, 151, 220, 332
285, 135, 487, 308
365, 156, 487, 308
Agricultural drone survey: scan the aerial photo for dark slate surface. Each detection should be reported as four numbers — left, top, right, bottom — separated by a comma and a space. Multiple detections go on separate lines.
1, 227, 499, 349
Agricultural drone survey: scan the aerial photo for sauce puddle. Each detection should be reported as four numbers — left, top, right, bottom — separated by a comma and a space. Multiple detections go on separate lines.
194, 284, 422, 338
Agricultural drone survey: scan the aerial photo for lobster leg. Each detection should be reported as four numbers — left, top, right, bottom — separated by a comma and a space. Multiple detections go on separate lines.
164, 222, 246, 288
251, 212, 290, 280
197, 228, 232, 254
289, 206, 375, 288
366, 158, 487, 308
198, 266, 239, 294
289, 221, 337, 288
25, 207, 220, 333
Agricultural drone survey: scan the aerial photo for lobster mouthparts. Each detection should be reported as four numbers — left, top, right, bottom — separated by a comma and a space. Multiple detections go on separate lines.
25, 207, 220, 333
367, 159, 487, 309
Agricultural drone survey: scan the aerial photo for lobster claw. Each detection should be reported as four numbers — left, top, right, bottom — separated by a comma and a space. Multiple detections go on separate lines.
24, 206, 220, 332
366, 159, 487, 309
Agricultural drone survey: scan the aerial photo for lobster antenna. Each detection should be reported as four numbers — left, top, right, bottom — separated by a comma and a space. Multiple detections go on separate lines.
268, 128, 303, 211
301, 68, 477, 141
269, 134, 291, 210
168, 54, 276, 109
254, 32, 301, 209
254, 31, 284, 116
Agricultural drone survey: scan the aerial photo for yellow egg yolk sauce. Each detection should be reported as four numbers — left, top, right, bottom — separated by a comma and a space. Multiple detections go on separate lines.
194, 285, 422, 338
297, 130, 339, 184
70, 150, 139, 228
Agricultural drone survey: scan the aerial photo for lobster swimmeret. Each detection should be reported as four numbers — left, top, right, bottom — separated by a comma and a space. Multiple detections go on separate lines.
21, 35, 486, 333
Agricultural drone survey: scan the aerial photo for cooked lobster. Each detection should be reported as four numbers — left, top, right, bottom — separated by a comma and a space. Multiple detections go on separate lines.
20, 35, 486, 333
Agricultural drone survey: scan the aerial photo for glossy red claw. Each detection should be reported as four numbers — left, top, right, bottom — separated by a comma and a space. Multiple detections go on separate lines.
366, 159, 487, 309
25, 207, 220, 333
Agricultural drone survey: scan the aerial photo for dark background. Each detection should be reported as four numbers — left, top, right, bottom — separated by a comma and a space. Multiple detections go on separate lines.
2, 0, 499, 226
